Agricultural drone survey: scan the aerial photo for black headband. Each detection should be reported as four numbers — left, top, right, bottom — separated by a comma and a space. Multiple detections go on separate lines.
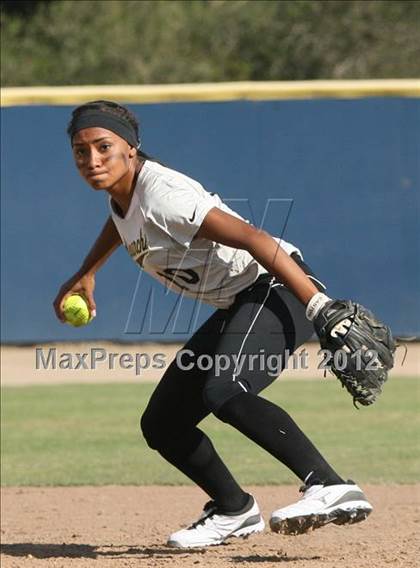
69, 111, 139, 148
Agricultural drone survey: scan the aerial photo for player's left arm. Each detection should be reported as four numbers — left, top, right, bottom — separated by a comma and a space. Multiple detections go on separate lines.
196, 206, 396, 406
195, 207, 318, 306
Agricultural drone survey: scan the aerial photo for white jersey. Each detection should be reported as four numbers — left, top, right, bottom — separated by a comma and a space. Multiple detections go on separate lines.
109, 160, 301, 309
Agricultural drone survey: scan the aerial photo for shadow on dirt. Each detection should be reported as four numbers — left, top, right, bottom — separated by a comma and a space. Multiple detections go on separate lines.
1, 543, 323, 563
230, 554, 322, 563
0, 543, 204, 559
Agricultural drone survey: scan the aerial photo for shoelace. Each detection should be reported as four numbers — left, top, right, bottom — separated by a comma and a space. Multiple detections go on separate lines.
298, 479, 356, 495
189, 500, 219, 529
298, 483, 310, 494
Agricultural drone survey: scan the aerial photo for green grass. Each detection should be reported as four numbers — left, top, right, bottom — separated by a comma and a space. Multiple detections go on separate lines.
1, 378, 419, 486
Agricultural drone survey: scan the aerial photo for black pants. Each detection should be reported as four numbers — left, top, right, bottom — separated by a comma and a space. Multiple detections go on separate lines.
141, 255, 343, 509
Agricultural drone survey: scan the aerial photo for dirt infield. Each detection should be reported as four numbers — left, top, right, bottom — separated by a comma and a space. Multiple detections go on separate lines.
2, 345, 419, 567
1, 485, 419, 568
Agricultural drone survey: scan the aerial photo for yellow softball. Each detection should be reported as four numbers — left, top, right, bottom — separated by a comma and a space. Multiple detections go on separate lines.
63, 294, 93, 327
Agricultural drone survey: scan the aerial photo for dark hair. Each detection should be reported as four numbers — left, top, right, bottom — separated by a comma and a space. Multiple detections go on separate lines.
67, 100, 155, 162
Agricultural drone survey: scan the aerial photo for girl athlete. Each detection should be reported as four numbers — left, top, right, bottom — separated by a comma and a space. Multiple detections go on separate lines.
54, 100, 373, 548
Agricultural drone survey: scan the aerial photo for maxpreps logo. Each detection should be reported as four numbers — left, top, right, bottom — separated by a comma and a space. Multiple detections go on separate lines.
126, 230, 149, 267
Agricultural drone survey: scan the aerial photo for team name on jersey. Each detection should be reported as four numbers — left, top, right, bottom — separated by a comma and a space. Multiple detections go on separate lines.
126, 231, 149, 267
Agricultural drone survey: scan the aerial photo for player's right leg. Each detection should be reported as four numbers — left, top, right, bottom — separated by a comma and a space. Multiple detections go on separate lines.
167, 493, 264, 548
139, 310, 264, 547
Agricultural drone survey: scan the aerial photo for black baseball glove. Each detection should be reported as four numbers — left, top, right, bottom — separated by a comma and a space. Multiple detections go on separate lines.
313, 300, 396, 407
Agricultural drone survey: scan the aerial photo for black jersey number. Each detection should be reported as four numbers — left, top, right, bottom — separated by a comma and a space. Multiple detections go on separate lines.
156, 268, 200, 291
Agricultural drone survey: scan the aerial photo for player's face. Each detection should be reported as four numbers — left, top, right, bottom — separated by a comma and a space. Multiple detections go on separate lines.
72, 127, 136, 191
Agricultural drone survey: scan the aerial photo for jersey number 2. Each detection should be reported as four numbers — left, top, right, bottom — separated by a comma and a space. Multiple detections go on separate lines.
156, 268, 200, 291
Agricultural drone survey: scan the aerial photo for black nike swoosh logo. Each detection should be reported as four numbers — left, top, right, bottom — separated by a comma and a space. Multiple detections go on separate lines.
189, 208, 197, 222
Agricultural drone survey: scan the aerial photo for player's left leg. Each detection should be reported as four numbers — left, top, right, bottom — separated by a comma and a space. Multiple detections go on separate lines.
201, 264, 372, 534
269, 481, 372, 535
202, 278, 344, 488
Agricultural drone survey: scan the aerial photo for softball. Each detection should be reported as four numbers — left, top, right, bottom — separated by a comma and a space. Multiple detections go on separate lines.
63, 294, 92, 327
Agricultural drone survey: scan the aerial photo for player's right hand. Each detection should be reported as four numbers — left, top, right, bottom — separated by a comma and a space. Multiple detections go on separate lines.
53, 272, 96, 323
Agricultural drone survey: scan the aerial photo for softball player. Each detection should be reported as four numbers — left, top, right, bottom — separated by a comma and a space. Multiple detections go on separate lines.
54, 100, 373, 548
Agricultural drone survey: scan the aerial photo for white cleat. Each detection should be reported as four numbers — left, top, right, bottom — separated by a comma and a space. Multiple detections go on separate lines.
270, 481, 373, 536
167, 494, 265, 548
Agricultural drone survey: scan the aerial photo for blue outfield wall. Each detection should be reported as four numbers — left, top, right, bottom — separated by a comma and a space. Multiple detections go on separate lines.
1, 97, 419, 343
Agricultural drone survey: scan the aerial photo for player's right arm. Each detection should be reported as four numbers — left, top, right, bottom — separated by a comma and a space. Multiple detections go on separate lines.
53, 216, 122, 322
